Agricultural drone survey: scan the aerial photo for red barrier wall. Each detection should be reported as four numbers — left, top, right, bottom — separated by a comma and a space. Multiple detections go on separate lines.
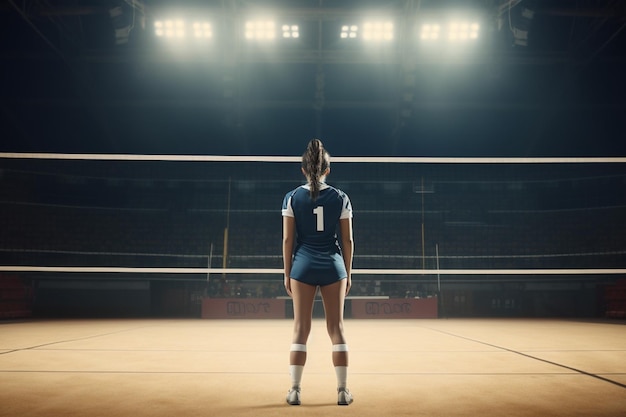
0, 274, 33, 319
202, 298, 286, 319
350, 297, 438, 319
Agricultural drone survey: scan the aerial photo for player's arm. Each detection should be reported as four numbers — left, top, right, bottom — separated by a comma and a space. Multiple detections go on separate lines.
282, 215, 296, 296
339, 217, 354, 295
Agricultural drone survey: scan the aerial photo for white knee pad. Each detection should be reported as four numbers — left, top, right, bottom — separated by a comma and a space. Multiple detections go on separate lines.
332, 344, 349, 352
290, 343, 307, 352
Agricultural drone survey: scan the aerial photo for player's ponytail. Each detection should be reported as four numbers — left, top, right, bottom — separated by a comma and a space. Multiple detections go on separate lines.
302, 139, 330, 200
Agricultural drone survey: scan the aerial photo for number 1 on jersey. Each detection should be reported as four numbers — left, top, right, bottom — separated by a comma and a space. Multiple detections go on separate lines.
313, 206, 324, 232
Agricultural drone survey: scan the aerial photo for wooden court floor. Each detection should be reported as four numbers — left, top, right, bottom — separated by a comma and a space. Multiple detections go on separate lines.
1, 318, 625, 417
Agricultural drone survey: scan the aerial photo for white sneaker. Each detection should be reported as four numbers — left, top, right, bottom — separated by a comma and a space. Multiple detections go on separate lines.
337, 388, 353, 406
286, 387, 301, 405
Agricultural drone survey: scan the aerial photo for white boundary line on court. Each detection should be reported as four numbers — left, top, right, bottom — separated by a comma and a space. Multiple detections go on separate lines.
1, 153, 626, 164
0, 266, 624, 275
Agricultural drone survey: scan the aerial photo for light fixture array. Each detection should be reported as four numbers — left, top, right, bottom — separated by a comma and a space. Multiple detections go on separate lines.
153, 18, 480, 43
154, 20, 213, 39
420, 21, 480, 42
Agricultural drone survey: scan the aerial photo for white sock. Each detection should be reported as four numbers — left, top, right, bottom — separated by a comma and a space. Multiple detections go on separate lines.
332, 344, 349, 388
335, 366, 348, 389
290, 365, 304, 388
289, 344, 306, 389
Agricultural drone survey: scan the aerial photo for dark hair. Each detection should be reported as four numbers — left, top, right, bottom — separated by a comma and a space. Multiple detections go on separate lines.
301, 139, 330, 200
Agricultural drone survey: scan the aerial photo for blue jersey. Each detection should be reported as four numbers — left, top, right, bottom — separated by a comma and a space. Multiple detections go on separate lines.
282, 183, 352, 285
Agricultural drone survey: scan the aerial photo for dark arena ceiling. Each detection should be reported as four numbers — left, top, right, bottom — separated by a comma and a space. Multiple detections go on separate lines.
1, 0, 625, 157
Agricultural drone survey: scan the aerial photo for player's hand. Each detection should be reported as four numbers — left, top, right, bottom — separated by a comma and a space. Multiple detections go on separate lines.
345, 275, 352, 296
284, 275, 293, 297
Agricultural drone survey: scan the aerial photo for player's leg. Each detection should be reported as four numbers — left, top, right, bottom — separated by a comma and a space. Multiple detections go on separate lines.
287, 279, 317, 405
319, 279, 353, 405
290, 278, 317, 362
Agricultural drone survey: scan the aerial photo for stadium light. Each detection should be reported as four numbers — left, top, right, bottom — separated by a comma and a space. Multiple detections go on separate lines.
154, 19, 187, 39
245, 20, 276, 40
419, 21, 480, 42
154, 19, 213, 40
340, 25, 359, 39
192, 22, 213, 39
420, 24, 440, 40
448, 22, 480, 41
362, 21, 394, 41
282, 24, 300, 39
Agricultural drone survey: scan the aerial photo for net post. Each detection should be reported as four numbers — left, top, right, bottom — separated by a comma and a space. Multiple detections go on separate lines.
436, 243, 444, 318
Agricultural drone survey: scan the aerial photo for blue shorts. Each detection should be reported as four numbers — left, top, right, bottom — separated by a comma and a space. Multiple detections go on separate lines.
290, 245, 347, 287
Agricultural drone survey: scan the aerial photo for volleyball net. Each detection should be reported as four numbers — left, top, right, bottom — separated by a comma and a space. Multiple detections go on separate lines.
1, 152, 625, 301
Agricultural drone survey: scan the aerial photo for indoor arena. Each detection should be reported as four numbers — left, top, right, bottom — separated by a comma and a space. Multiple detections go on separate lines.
1, 1, 625, 416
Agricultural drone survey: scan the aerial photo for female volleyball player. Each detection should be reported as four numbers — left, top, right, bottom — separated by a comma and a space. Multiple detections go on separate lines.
281, 139, 354, 406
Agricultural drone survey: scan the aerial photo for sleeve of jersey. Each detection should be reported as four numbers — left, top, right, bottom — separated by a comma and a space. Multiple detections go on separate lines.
340, 192, 353, 219
281, 193, 294, 217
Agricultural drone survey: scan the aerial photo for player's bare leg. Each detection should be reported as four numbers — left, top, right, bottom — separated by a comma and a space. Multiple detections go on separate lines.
320, 279, 353, 405
287, 279, 317, 405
